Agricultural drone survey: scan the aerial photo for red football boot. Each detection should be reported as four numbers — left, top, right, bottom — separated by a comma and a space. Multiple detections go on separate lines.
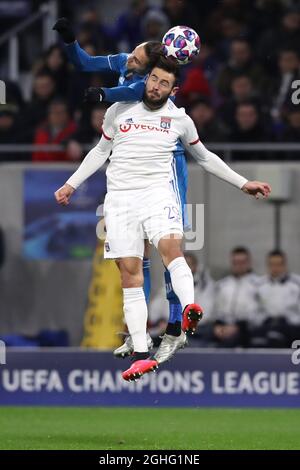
122, 359, 158, 382
182, 303, 204, 334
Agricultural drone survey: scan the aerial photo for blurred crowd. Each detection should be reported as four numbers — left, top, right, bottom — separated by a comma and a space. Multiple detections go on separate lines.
0, 0, 300, 163
149, 248, 300, 348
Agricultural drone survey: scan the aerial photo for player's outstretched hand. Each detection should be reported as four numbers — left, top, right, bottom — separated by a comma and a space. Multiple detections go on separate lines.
52, 18, 75, 44
241, 181, 271, 199
84, 87, 105, 104
54, 184, 75, 206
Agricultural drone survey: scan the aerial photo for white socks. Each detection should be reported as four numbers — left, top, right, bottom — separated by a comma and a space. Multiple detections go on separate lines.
167, 257, 194, 309
123, 287, 148, 352
123, 258, 193, 352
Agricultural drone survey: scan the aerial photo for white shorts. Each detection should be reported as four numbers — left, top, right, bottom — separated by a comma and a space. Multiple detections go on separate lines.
103, 184, 183, 259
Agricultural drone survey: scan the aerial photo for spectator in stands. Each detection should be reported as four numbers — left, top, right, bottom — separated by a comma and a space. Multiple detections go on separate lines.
250, 0, 284, 40
32, 99, 76, 162
0, 106, 19, 146
113, 0, 150, 51
140, 9, 170, 43
177, 66, 212, 107
148, 253, 215, 345
66, 104, 107, 161
270, 48, 300, 125
35, 45, 72, 96
204, 0, 252, 49
212, 247, 260, 347
258, 6, 300, 72
229, 102, 269, 159
215, 16, 249, 61
2, 81, 24, 111
282, 105, 300, 148
0, 105, 31, 161
192, 43, 221, 85
76, 8, 116, 54
189, 99, 228, 142
162, 0, 195, 29
253, 250, 300, 348
24, 71, 58, 131
216, 38, 266, 97
220, 74, 263, 128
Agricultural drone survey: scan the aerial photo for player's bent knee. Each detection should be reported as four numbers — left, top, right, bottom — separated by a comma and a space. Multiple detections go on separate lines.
121, 272, 143, 288
118, 258, 143, 288
157, 235, 183, 266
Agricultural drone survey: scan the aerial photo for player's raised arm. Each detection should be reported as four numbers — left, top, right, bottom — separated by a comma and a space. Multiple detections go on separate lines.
84, 80, 146, 104
54, 136, 112, 205
53, 18, 127, 73
181, 115, 271, 199
54, 104, 117, 205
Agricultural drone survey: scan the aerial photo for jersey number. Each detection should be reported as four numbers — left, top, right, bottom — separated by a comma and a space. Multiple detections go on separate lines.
164, 205, 180, 220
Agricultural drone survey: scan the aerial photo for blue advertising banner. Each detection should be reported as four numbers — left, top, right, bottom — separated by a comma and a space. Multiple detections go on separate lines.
0, 349, 299, 407
23, 169, 106, 259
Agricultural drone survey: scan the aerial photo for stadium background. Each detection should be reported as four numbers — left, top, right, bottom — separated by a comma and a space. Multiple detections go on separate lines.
0, 0, 300, 451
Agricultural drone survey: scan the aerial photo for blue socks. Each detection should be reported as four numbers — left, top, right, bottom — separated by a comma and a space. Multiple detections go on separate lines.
142, 258, 151, 305
164, 268, 182, 324
143, 259, 182, 335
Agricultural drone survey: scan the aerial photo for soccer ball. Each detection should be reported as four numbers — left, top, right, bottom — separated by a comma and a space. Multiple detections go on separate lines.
162, 25, 201, 65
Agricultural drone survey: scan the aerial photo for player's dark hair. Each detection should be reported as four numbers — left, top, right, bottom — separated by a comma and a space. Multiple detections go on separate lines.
150, 56, 180, 85
231, 246, 250, 256
267, 249, 286, 259
144, 40, 165, 69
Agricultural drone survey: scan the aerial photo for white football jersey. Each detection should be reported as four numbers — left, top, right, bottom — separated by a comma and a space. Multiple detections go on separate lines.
67, 100, 247, 193
102, 99, 199, 191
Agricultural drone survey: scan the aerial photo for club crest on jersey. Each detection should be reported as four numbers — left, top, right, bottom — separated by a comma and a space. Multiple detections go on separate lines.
104, 242, 110, 252
160, 117, 171, 129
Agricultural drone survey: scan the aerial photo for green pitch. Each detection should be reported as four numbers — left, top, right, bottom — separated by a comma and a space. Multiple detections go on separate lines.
0, 407, 299, 450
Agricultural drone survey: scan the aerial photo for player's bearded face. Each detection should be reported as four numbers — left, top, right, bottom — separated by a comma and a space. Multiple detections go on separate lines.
144, 69, 177, 109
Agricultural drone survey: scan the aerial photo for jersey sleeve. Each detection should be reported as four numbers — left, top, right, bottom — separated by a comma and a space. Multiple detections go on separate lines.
180, 115, 248, 189
65, 41, 128, 73
66, 136, 112, 190
101, 104, 118, 140
107, 53, 128, 73
102, 80, 145, 103
180, 114, 200, 146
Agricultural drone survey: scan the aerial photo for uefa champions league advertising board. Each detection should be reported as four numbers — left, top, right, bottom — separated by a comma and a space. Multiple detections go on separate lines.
0, 349, 299, 408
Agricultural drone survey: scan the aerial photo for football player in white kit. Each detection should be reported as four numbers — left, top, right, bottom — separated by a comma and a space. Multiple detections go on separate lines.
55, 58, 271, 381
